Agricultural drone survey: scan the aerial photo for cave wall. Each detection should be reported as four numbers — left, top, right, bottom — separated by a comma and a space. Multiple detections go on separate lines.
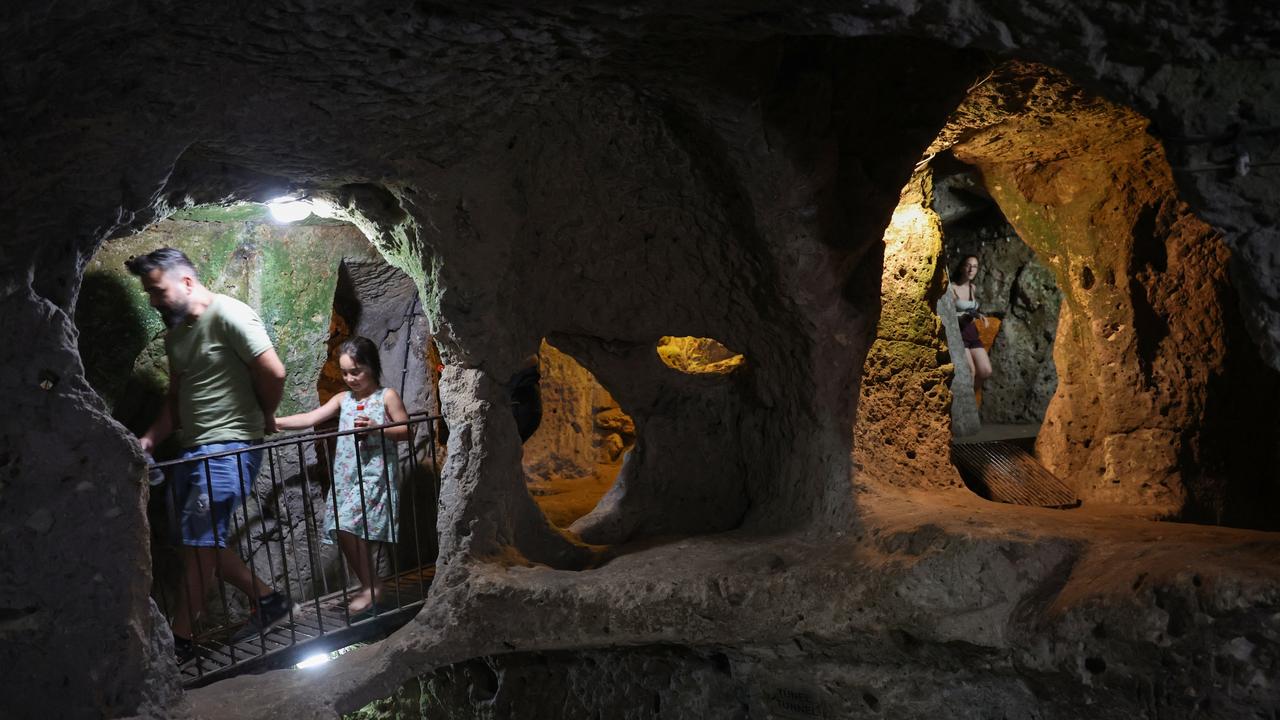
1149, 58, 1280, 372
358, 621, 1279, 720
409, 36, 983, 557
853, 172, 959, 489
3, 4, 1280, 719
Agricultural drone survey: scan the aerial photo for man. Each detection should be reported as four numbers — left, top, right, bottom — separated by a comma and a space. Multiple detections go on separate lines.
127, 248, 292, 664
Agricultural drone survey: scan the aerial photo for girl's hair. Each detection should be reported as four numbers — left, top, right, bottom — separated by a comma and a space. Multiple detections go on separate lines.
339, 336, 382, 384
953, 254, 979, 282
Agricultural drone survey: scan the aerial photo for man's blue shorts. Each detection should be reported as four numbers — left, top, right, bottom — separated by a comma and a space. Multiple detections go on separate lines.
170, 441, 263, 548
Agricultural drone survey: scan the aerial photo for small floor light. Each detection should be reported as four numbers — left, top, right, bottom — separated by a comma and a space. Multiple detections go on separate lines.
295, 653, 331, 669
295, 642, 362, 669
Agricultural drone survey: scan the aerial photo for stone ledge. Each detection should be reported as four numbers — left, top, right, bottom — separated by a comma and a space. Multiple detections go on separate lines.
184, 488, 1280, 718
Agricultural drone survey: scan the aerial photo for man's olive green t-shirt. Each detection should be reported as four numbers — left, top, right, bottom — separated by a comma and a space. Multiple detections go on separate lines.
166, 294, 274, 447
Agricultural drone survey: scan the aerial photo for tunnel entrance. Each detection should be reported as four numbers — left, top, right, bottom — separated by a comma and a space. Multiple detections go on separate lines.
858, 60, 1280, 529
933, 159, 1062, 444
78, 201, 444, 685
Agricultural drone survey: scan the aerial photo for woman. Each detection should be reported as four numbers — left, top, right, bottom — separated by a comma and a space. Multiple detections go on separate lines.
950, 254, 992, 398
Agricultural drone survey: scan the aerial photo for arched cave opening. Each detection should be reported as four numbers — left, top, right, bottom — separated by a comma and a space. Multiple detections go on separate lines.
76, 199, 444, 683
521, 338, 634, 530
858, 60, 1280, 531
933, 161, 1062, 441
522, 334, 748, 539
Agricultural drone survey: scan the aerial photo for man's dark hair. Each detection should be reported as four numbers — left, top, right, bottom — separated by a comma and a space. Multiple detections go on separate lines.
339, 336, 383, 384
124, 247, 198, 278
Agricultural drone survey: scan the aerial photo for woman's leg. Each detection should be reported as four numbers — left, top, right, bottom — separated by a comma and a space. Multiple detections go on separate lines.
970, 347, 993, 403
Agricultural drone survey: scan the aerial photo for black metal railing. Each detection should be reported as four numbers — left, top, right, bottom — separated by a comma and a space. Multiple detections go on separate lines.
147, 412, 442, 686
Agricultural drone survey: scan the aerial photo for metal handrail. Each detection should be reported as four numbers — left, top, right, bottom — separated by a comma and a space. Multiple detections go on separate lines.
148, 411, 441, 469
147, 411, 443, 685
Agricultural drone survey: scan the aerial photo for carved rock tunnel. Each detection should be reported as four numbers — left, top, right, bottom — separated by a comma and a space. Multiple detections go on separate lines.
4, 6, 1280, 719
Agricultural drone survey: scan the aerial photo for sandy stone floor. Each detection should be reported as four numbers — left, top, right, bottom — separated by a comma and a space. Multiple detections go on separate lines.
526, 461, 622, 528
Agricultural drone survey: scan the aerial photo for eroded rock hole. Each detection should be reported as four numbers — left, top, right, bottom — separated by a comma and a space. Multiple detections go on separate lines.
522, 339, 634, 529
655, 336, 745, 375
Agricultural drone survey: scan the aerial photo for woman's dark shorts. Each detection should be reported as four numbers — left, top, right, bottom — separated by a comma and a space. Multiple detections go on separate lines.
959, 315, 984, 350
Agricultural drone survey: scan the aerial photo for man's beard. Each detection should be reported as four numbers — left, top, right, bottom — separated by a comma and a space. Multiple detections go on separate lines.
158, 299, 190, 328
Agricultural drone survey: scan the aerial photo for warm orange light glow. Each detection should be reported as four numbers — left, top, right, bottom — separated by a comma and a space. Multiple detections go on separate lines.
656, 336, 745, 375
881, 203, 940, 294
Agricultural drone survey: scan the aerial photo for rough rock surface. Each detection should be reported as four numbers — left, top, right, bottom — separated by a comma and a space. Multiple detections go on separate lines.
985, 252, 1061, 424
201, 489, 1280, 720
854, 173, 959, 486
4, 3, 1280, 720
655, 336, 745, 376
370, 648, 749, 720
520, 339, 634, 528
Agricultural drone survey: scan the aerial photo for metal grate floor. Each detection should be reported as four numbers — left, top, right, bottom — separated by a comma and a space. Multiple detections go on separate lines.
179, 565, 434, 688
951, 441, 1079, 509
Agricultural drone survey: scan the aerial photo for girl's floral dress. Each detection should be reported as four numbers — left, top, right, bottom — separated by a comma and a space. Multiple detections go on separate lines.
324, 388, 400, 544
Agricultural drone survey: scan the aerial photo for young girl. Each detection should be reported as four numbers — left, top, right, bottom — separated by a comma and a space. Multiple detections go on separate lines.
276, 336, 410, 614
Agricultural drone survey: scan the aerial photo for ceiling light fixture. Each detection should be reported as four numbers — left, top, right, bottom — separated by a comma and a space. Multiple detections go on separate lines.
267, 198, 313, 223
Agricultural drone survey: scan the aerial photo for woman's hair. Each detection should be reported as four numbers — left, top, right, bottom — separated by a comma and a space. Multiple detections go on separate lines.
952, 254, 979, 282
339, 336, 382, 383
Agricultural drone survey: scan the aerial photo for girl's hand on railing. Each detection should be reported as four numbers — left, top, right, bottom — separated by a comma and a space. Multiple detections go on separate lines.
353, 412, 372, 440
